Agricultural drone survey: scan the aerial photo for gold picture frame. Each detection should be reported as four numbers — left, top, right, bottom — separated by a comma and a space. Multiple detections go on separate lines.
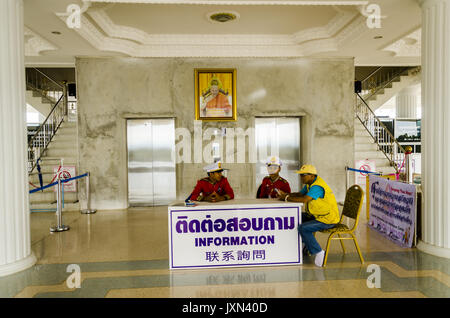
195, 68, 237, 121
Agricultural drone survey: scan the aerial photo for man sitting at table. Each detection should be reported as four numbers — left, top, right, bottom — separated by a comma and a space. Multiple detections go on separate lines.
257, 156, 291, 199
189, 161, 234, 202
278, 164, 339, 267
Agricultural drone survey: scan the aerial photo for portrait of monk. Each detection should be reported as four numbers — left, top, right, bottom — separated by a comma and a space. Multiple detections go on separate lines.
200, 76, 232, 118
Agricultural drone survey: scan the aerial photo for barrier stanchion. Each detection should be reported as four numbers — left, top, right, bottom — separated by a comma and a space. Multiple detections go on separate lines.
81, 172, 96, 214
50, 177, 70, 233
29, 172, 91, 231
366, 175, 370, 220
404, 146, 413, 183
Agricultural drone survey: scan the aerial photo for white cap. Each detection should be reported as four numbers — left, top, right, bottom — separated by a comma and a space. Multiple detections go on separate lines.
266, 156, 282, 166
203, 161, 226, 173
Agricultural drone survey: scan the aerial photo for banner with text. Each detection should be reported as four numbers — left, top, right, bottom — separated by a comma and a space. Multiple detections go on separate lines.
168, 204, 302, 269
368, 175, 416, 247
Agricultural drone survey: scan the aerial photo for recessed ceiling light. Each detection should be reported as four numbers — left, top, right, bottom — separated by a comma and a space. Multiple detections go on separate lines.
51, 31, 61, 35
374, 35, 383, 39
207, 11, 240, 24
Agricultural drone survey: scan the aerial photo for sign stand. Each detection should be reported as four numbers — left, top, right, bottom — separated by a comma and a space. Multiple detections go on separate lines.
50, 178, 70, 232
81, 172, 97, 214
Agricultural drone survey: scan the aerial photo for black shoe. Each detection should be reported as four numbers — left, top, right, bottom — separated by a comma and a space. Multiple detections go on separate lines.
303, 246, 311, 256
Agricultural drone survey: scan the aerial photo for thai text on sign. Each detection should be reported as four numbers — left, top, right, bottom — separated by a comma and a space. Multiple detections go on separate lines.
168, 203, 302, 269
368, 175, 416, 247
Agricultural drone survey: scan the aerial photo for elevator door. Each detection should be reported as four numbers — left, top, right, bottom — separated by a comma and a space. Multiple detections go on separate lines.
255, 117, 300, 192
127, 119, 176, 206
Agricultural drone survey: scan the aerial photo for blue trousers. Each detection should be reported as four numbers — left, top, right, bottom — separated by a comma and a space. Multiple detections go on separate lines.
298, 213, 336, 255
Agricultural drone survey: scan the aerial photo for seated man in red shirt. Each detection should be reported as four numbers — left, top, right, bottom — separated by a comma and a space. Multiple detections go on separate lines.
189, 161, 234, 202
257, 156, 291, 199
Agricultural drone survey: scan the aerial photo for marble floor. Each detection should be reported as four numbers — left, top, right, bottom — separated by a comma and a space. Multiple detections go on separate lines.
1, 206, 449, 298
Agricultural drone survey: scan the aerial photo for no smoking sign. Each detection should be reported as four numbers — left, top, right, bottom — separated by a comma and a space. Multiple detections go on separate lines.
53, 166, 77, 192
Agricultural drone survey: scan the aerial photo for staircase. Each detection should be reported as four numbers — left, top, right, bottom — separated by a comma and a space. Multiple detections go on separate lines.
25, 90, 53, 116
354, 118, 396, 175
26, 68, 79, 212
28, 119, 79, 212
362, 67, 421, 112
353, 66, 420, 175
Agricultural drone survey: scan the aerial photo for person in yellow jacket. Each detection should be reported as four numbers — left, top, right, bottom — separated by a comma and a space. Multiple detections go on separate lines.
278, 164, 339, 267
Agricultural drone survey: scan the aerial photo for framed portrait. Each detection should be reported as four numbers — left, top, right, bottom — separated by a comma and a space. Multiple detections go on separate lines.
195, 68, 237, 121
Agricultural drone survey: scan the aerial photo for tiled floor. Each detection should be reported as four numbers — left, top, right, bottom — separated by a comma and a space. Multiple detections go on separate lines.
1, 206, 449, 298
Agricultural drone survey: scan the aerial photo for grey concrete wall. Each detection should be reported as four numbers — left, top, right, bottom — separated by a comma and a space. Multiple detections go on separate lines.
76, 57, 354, 210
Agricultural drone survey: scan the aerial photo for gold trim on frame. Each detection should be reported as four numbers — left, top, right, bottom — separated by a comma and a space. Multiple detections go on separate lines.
195, 68, 237, 121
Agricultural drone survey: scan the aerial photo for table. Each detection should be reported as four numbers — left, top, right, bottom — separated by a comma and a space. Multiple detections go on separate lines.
168, 199, 303, 269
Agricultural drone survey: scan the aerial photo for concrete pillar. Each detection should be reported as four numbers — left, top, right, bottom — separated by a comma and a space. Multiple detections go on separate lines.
418, 0, 450, 258
0, 0, 36, 276
396, 85, 420, 119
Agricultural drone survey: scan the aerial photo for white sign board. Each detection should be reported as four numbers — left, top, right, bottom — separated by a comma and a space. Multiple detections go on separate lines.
168, 201, 302, 269
53, 165, 77, 192
368, 175, 416, 247
355, 159, 376, 185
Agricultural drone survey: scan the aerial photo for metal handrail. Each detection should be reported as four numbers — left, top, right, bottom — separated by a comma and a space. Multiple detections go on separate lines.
26, 67, 63, 90
361, 67, 411, 101
26, 82, 61, 105
28, 94, 64, 147
360, 66, 382, 84
25, 68, 64, 110
355, 93, 405, 173
355, 66, 422, 174
26, 67, 71, 174
27, 94, 66, 174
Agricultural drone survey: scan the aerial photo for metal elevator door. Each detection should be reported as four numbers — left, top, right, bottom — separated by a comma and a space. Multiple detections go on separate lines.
255, 117, 301, 192
127, 118, 176, 206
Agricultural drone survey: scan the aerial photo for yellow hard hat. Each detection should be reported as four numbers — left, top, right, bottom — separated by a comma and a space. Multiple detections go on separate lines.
295, 164, 317, 175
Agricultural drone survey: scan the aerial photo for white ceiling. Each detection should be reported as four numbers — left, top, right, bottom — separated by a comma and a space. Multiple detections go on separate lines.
23, 0, 422, 66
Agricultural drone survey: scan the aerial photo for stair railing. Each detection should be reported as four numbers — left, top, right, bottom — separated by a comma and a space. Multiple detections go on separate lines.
26, 68, 70, 173
28, 97, 70, 177
28, 94, 66, 173
360, 66, 413, 99
25, 67, 64, 106
355, 93, 405, 174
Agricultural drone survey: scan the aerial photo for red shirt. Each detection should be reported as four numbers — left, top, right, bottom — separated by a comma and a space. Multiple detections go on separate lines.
190, 177, 234, 201
258, 176, 291, 198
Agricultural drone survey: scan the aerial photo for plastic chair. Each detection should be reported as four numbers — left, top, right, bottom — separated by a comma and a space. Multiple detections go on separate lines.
319, 184, 365, 267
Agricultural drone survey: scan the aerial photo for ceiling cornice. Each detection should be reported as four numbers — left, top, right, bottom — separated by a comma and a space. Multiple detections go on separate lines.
86, 0, 369, 5
24, 26, 59, 56
382, 28, 421, 57
87, 6, 358, 46
55, 0, 369, 58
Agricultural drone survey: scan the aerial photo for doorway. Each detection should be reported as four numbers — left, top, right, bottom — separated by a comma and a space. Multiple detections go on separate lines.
127, 118, 176, 206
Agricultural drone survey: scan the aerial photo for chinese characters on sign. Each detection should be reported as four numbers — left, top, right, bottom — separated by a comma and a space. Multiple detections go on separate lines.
205, 250, 265, 263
